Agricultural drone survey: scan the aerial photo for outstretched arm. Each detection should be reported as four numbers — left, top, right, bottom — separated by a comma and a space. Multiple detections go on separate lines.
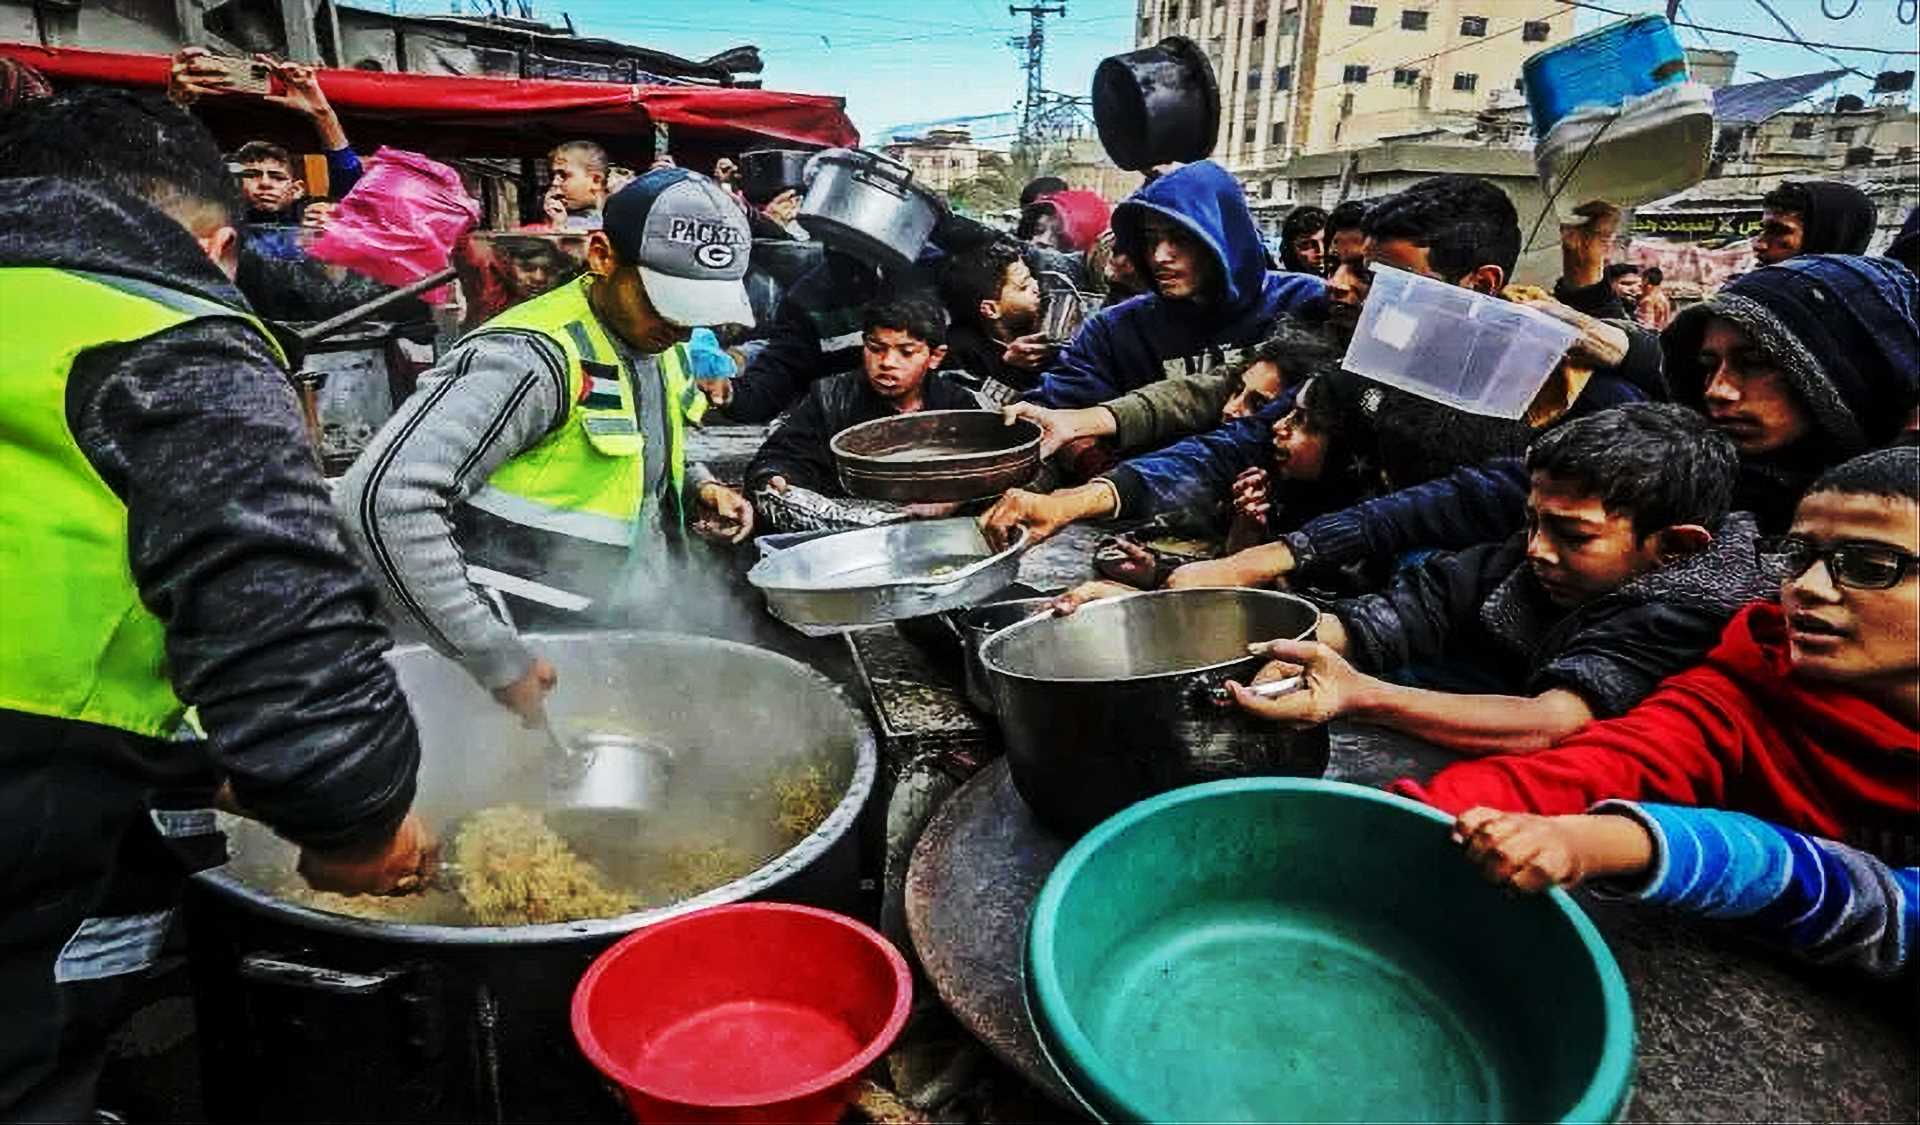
1458, 803, 1918, 977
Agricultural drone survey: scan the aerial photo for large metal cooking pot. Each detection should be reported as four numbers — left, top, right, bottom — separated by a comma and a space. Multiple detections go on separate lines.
1092, 36, 1221, 172
295, 322, 412, 476
980, 588, 1328, 835
187, 631, 876, 1123
798, 148, 944, 271
959, 597, 1054, 715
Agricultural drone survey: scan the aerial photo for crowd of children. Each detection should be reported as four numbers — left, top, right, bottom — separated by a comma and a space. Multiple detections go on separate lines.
732, 160, 1919, 978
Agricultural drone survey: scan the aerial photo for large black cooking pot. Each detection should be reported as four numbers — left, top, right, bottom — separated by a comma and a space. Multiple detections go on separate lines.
739, 147, 814, 205
1092, 35, 1221, 171
980, 589, 1327, 835
186, 631, 877, 1123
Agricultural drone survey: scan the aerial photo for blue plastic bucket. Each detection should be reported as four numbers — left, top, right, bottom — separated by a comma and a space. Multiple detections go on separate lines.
1523, 14, 1687, 138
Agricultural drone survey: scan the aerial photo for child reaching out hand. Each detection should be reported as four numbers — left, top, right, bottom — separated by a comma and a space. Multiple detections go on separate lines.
1456, 803, 1917, 977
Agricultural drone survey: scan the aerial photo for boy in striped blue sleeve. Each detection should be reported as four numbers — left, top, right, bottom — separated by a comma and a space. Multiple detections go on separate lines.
1455, 803, 1916, 977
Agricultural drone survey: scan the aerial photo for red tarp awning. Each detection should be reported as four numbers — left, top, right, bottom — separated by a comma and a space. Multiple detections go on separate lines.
0, 43, 859, 159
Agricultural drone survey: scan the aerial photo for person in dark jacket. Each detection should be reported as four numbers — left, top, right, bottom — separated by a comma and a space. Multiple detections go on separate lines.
722, 245, 939, 423
0, 89, 425, 1121
1393, 447, 1920, 866
1754, 179, 1877, 266
1663, 253, 1920, 532
938, 238, 1051, 397
984, 175, 1656, 550
1227, 404, 1771, 757
748, 297, 983, 532
1022, 160, 1325, 409
1278, 204, 1328, 275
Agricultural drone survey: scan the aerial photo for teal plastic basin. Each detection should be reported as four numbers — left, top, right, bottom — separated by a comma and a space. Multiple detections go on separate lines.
1026, 779, 1633, 1123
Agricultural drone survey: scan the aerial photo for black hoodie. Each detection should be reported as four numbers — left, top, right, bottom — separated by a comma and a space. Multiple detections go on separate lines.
0, 177, 418, 850
1791, 181, 1877, 257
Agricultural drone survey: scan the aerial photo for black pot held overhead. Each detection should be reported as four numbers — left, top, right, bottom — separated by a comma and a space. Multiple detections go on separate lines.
1092, 35, 1220, 172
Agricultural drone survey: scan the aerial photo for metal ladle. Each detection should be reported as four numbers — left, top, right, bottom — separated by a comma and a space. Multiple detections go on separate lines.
429, 728, 670, 888
542, 723, 673, 815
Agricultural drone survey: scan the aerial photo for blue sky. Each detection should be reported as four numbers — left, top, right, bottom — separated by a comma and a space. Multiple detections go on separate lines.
547, 0, 1918, 145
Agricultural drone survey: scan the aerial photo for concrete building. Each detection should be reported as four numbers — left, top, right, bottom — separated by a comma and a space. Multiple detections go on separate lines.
1722, 102, 1919, 180
1132, 0, 1571, 194
1055, 137, 1147, 203
883, 127, 990, 193
1275, 137, 1567, 282
1641, 93, 1918, 257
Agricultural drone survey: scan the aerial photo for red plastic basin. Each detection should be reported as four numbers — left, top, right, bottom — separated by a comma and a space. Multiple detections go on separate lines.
572, 903, 912, 1124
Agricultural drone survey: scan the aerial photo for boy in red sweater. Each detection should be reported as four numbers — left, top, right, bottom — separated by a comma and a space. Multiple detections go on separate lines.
1391, 446, 1920, 863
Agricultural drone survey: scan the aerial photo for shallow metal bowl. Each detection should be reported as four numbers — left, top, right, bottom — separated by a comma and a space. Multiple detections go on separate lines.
831, 409, 1042, 502
748, 517, 1029, 627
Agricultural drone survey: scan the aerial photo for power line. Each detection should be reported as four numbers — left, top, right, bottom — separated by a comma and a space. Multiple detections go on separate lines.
741, 0, 986, 33
1563, 0, 1918, 55
1748, 0, 1874, 80
1673, 1, 1714, 49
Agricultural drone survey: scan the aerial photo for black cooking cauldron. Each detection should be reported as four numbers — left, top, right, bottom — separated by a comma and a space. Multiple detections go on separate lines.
1092, 35, 1220, 172
739, 147, 814, 205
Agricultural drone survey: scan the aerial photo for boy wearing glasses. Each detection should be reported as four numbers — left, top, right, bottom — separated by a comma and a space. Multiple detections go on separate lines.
1395, 446, 1920, 871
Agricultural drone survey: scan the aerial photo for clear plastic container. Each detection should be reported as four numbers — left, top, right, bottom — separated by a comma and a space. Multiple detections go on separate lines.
1341, 264, 1580, 419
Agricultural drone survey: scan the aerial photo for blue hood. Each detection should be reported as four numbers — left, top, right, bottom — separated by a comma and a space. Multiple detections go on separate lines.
1111, 161, 1269, 312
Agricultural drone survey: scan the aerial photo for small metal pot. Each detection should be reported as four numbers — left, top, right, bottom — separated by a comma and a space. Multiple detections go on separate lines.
798, 148, 945, 270
981, 588, 1328, 835
958, 597, 1056, 715
545, 731, 673, 818
1092, 36, 1221, 172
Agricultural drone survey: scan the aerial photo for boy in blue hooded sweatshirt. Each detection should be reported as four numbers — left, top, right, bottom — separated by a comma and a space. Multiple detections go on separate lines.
1025, 160, 1324, 410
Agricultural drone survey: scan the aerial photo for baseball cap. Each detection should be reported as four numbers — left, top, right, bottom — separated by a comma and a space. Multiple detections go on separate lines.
602, 168, 754, 327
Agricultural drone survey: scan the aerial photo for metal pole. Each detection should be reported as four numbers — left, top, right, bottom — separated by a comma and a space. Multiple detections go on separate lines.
1008, 3, 1066, 149
295, 266, 461, 344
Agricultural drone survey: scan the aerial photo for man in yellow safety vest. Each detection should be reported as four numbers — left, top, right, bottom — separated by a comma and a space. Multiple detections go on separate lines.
0, 89, 428, 1120
337, 167, 756, 724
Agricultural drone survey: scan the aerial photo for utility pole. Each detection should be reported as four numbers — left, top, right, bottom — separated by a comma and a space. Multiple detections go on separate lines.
1009, 2, 1066, 150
